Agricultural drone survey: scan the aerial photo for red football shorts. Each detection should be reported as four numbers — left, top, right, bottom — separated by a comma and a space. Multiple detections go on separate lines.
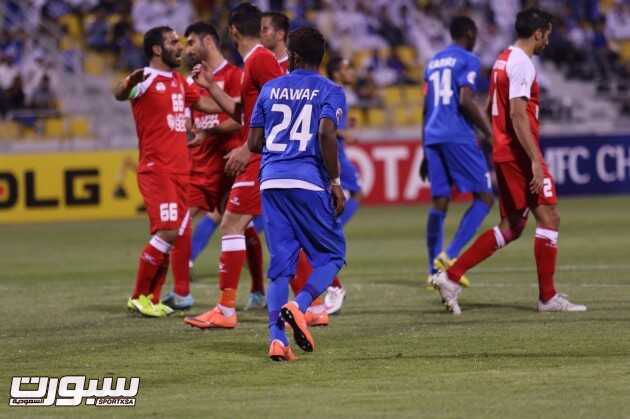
495, 159, 557, 217
137, 171, 189, 234
188, 154, 233, 212
225, 157, 261, 215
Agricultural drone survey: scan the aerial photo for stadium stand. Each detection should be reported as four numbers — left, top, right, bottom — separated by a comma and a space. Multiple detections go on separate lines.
1, 0, 629, 150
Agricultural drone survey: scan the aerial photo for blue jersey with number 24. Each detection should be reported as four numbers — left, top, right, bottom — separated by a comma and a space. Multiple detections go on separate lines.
424, 44, 480, 145
250, 69, 346, 189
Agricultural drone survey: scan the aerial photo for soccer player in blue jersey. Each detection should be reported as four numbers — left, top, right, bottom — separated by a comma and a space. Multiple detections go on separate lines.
422, 16, 494, 287
245, 27, 346, 361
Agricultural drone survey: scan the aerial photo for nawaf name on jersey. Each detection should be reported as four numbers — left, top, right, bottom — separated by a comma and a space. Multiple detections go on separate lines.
250, 69, 346, 190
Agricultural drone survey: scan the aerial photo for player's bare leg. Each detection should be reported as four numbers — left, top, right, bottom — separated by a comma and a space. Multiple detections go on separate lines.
531, 204, 586, 312
162, 208, 198, 311
184, 211, 252, 329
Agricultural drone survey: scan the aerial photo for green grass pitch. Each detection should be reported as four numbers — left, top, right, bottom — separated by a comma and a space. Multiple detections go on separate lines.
1, 197, 629, 418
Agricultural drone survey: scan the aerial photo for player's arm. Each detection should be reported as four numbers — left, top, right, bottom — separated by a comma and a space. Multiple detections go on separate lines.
113, 68, 146, 101
247, 127, 264, 154
206, 118, 241, 136
510, 98, 544, 194
319, 117, 345, 215
485, 92, 493, 122
192, 95, 224, 115
188, 118, 241, 148
459, 86, 492, 140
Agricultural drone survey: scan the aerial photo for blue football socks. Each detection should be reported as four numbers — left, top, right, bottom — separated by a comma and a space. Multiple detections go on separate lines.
267, 275, 290, 346
426, 208, 446, 274
446, 200, 491, 260
295, 260, 343, 312
190, 215, 217, 262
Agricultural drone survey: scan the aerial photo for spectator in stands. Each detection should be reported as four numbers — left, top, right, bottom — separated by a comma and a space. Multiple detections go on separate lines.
385, 48, 415, 85
375, 5, 405, 47
132, 0, 193, 35
591, 15, 628, 89
86, 6, 111, 51
28, 74, 58, 113
355, 72, 383, 110
606, 1, 630, 41
111, 15, 145, 70
0, 53, 24, 117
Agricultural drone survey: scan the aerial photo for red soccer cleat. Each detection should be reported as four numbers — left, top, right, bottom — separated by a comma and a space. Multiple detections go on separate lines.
184, 306, 237, 329
280, 302, 315, 352
268, 340, 298, 362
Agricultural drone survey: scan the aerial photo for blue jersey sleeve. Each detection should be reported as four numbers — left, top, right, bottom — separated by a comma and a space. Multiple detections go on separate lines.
321, 85, 346, 128
250, 86, 267, 128
455, 55, 480, 93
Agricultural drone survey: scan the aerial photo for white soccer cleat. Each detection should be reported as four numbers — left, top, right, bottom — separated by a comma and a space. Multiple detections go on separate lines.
538, 293, 587, 312
324, 286, 346, 315
429, 270, 462, 315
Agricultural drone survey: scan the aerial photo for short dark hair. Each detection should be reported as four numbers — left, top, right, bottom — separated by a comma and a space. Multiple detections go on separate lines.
326, 56, 344, 79
143, 26, 173, 59
229, 2, 262, 38
262, 12, 290, 42
288, 27, 326, 67
449, 16, 477, 40
185, 21, 220, 46
515, 8, 552, 38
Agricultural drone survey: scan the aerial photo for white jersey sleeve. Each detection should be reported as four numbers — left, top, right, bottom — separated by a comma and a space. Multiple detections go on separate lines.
506, 48, 536, 100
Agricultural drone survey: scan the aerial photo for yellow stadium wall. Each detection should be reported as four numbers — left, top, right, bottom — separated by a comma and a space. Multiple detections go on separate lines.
0, 150, 144, 223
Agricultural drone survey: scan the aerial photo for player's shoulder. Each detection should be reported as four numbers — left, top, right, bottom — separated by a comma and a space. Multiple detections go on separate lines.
505, 46, 535, 73
131, 67, 173, 100
248, 45, 277, 65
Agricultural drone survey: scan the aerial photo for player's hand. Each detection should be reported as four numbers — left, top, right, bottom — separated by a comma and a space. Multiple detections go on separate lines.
126, 68, 147, 89
187, 128, 205, 148
224, 144, 251, 176
192, 62, 213, 89
331, 184, 346, 216
530, 159, 545, 194
419, 156, 429, 181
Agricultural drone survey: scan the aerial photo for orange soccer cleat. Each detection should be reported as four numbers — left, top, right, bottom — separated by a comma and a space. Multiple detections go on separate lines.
280, 302, 315, 352
184, 306, 237, 329
305, 308, 329, 327
268, 340, 298, 362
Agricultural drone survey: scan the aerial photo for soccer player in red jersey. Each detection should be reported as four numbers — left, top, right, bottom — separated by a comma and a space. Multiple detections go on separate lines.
261, 11, 289, 73
160, 22, 244, 311
114, 26, 220, 317
431, 8, 586, 314
184, 3, 284, 329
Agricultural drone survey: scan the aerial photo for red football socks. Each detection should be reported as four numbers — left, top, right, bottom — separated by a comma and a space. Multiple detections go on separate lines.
291, 250, 312, 295
171, 222, 191, 296
133, 236, 171, 298
447, 228, 500, 282
149, 255, 169, 303
534, 228, 558, 302
218, 234, 246, 297
244, 226, 265, 294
